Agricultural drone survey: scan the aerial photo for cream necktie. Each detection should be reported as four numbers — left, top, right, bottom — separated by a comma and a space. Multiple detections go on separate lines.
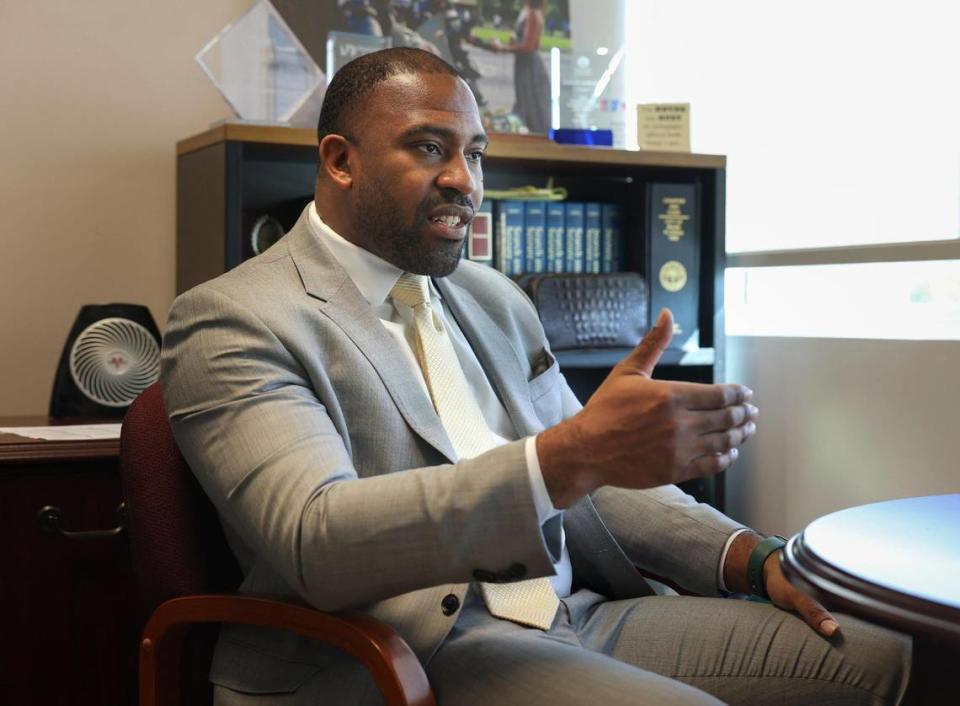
390, 273, 559, 630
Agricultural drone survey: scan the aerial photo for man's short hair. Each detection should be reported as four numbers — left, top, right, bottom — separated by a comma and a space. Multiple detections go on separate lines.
316, 47, 461, 146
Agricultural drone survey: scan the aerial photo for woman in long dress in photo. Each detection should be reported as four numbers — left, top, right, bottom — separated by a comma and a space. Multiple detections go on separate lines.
494, 0, 550, 134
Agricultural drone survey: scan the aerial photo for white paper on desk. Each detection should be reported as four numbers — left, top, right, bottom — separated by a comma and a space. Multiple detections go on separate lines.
0, 424, 122, 441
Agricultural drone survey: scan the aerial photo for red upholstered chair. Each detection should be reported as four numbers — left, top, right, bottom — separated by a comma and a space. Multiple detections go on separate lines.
120, 382, 434, 706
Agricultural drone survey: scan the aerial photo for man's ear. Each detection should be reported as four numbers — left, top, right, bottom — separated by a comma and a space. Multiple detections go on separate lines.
318, 135, 353, 189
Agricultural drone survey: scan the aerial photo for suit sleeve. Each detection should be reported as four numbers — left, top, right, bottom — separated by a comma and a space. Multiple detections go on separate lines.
589, 484, 744, 596
161, 285, 557, 611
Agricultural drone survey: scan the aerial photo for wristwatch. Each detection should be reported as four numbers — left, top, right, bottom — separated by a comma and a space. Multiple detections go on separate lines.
747, 535, 787, 599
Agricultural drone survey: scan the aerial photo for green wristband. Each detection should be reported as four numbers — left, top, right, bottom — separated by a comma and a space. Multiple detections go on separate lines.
747, 535, 787, 599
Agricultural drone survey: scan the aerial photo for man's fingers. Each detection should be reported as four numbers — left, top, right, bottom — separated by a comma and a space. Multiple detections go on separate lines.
619, 309, 674, 378
794, 593, 840, 637
686, 448, 738, 477
697, 423, 756, 454
678, 382, 753, 410
694, 404, 759, 434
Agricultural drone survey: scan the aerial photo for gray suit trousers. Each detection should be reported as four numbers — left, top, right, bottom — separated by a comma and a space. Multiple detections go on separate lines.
214, 589, 911, 706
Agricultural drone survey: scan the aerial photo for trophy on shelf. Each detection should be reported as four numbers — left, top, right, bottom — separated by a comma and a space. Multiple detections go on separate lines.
196, 0, 326, 127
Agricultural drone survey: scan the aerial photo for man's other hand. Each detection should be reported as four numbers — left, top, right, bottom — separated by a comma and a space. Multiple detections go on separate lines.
538, 309, 758, 507
725, 532, 841, 638
764, 551, 841, 637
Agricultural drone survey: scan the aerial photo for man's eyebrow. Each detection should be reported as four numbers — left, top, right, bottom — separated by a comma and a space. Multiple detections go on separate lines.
398, 124, 489, 146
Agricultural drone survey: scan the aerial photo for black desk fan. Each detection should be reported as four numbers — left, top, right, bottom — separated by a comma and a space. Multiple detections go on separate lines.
50, 303, 161, 419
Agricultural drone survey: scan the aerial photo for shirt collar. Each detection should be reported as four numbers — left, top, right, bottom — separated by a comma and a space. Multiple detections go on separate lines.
308, 202, 412, 307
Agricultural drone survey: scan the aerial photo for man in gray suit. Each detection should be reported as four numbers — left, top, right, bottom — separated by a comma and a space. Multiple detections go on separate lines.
161, 48, 910, 705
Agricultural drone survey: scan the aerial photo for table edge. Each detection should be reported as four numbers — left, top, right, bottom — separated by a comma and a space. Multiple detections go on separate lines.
782, 533, 960, 642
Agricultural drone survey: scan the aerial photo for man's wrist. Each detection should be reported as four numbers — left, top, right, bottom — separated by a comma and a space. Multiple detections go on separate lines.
717, 528, 750, 593
525, 435, 562, 523
536, 420, 596, 509
721, 530, 763, 595
746, 535, 787, 599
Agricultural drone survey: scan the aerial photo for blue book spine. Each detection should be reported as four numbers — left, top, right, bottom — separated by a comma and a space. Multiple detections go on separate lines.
584, 202, 602, 273
564, 202, 585, 273
499, 200, 525, 276
523, 202, 547, 273
496, 203, 510, 274
601, 203, 624, 272
546, 202, 566, 272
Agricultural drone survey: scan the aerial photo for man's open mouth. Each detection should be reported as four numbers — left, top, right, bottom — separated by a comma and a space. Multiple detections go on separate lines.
430, 213, 470, 228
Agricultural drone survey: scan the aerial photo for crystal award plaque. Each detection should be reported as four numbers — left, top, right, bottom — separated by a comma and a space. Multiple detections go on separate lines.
555, 44, 628, 147
196, 0, 325, 124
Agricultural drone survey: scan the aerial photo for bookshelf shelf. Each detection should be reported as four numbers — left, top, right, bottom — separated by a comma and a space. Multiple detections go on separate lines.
555, 348, 715, 369
175, 124, 727, 509
177, 122, 726, 170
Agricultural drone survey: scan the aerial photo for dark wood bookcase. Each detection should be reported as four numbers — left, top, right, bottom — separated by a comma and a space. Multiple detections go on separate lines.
176, 124, 727, 509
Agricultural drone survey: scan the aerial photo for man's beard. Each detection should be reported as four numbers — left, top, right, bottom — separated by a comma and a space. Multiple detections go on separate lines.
356, 179, 469, 277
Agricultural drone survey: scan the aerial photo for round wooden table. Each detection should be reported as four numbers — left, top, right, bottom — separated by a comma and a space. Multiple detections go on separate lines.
782, 494, 960, 642
782, 494, 960, 705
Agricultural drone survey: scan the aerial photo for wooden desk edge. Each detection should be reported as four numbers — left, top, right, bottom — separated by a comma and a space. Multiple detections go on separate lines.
0, 436, 120, 466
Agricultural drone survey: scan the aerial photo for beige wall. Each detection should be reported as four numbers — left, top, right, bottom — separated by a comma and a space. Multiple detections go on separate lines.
0, 0, 248, 415
725, 336, 960, 535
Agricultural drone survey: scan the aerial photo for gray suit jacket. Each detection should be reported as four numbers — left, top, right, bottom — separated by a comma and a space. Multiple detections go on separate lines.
161, 207, 742, 697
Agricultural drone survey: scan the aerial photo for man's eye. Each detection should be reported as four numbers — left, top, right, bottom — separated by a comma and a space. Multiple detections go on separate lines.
467, 150, 485, 162
418, 143, 442, 155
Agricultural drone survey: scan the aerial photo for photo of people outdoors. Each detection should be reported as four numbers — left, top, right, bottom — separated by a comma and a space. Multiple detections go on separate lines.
332, 1, 572, 134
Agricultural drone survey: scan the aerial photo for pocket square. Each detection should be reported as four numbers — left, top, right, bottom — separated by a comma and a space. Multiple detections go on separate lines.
531, 350, 554, 378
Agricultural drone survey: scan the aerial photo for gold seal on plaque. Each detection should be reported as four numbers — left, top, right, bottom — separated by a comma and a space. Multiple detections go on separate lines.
659, 260, 688, 292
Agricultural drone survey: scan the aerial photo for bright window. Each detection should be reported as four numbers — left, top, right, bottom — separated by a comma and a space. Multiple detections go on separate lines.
726, 260, 960, 339
624, 1, 960, 252
624, 1, 960, 339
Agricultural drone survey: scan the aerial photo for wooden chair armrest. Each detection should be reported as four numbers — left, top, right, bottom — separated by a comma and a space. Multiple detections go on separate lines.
140, 594, 434, 706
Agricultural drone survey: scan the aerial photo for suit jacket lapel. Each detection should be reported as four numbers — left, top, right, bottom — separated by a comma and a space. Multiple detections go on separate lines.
286, 213, 457, 462
434, 276, 545, 438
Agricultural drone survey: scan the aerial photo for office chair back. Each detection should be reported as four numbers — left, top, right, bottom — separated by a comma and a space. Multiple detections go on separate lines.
120, 383, 435, 706
120, 381, 241, 704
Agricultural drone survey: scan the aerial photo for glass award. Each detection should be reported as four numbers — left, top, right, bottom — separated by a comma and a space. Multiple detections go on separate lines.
554, 43, 628, 147
196, 0, 325, 124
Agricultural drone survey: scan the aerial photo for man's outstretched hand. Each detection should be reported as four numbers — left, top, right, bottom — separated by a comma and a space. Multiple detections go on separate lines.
538, 309, 758, 508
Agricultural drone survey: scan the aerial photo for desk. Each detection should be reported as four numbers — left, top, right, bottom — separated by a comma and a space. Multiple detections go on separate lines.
0, 418, 138, 706
782, 494, 960, 705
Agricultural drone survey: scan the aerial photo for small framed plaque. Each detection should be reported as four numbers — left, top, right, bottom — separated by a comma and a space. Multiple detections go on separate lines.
637, 103, 691, 152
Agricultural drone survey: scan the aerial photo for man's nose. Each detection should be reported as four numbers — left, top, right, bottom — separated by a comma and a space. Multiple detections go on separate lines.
436, 153, 480, 196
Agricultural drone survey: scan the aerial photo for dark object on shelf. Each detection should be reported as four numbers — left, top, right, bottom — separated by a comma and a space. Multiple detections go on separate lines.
647, 182, 700, 352
550, 128, 614, 146
120, 383, 434, 706
50, 303, 161, 419
525, 273, 648, 351
249, 214, 286, 256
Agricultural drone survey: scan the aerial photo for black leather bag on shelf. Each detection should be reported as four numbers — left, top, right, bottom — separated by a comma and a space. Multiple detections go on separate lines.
522, 273, 649, 350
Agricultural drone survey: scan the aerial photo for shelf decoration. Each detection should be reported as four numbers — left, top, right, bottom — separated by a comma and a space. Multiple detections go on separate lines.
196, 0, 325, 125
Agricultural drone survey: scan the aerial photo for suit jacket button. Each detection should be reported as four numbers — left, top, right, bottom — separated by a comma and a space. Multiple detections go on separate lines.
441, 594, 460, 616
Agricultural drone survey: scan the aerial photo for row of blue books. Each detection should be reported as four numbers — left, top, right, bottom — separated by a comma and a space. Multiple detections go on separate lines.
465, 200, 625, 275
